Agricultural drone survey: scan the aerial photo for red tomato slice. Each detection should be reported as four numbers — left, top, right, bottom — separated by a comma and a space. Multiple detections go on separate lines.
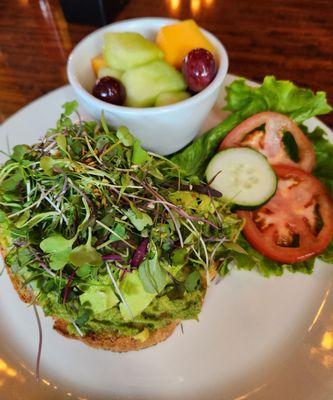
220, 112, 316, 171
238, 165, 333, 264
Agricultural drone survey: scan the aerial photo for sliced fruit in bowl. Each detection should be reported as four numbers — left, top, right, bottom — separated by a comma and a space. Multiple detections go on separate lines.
90, 19, 220, 108
67, 17, 229, 155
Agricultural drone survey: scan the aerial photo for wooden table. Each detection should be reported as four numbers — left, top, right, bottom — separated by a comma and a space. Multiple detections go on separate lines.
1, 0, 332, 127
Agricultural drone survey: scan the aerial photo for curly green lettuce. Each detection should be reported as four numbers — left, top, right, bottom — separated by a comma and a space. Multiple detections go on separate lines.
171, 76, 332, 176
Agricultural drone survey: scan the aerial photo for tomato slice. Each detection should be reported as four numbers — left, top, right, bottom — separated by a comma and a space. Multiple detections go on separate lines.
220, 112, 316, 172
238, 165, 333, 264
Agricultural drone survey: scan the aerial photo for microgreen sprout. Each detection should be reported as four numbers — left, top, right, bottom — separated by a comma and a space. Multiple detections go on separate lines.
32, 303, 43, 383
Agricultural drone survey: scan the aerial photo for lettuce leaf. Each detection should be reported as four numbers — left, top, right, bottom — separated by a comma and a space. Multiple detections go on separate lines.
319, 241, 333, 264
171, 113, 242, 177
171, 76, 332, 177
303, 125, 333, 194
225, 76, 332, 124
222, 236, 315, 277
79, 286, 119, 315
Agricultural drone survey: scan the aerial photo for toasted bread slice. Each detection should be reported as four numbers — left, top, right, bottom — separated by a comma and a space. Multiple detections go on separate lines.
3, 254, 178, 352
53, 318, 178, 352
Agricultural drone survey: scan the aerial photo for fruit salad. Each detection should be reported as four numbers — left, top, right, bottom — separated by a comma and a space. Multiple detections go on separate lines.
90, 20, 218, 107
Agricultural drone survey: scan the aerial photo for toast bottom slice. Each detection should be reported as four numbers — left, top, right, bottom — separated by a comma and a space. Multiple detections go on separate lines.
5, 263, 178, 352
54, 318, 178, 352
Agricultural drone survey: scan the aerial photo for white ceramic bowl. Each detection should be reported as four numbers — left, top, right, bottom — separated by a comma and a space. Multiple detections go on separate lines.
67, 17, 229, 155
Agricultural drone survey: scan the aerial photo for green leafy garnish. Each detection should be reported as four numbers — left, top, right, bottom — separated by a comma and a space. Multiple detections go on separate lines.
171, 248, 188, 265
222, 236, 315, 277
132, 139, 149, 165
304, 125, 333, 194
172, 76, 332, 176
56, 134, 67, 152
40, 234, 74, 270
0, 171, 22, 192
124, 207, 153, 232
225, 76, 331, 123
184, 270, 201, 292
62, 100, 78, 116
11, 145, 29, 162
138, 247, 167, 294
116, 126, 134, 147
319, 241, 333, 264
80, 285, 119, 314
119, 271, 156, 321
171, 113, 241, 176
40, 235, 74, 253
107, 223, 126, 243
69, 245, 102, 267
49, 249, 72, 271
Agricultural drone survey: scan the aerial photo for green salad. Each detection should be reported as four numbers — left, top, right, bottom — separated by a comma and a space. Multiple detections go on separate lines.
173, 76, 333, 275
1, 76, 333, 347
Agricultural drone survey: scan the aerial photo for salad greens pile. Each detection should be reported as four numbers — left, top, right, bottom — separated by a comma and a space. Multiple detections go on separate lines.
173, 76, 333, 275
0, 104, 243, 338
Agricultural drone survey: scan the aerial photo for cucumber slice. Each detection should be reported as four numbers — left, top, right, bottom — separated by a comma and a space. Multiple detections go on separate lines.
205, 148, 277, 207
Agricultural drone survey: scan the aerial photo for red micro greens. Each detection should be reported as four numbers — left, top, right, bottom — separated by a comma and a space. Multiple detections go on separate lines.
102, 254, 124, 262
62, 269, 76, 305
130, 238, 149, 268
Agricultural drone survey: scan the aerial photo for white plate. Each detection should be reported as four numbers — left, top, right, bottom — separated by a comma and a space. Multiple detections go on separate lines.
1, 75, 333, 400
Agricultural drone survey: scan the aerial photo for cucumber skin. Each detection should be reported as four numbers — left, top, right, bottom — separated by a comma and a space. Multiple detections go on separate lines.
205, 147, 278, 208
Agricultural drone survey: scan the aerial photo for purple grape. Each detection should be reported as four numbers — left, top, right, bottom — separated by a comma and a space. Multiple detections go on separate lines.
92, 76, 126, 105
182, 48, 217, 92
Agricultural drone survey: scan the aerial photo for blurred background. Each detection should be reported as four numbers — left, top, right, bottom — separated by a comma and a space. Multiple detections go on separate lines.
0, 0, 332, 126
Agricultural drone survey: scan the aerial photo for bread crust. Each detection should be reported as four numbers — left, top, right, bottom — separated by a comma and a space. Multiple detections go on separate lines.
2, 248, 178, 352
5, 264, 35, 304
54, 318, 178, 352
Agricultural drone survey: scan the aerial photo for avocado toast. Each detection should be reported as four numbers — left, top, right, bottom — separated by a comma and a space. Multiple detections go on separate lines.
0, 102, 242, 352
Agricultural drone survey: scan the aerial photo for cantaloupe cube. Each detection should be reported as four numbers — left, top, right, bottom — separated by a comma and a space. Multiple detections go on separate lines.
156, 20, 216, 69
91, 54, 107, 76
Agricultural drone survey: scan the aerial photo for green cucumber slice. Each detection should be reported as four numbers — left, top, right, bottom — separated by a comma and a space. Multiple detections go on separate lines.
205, 147, 277, 207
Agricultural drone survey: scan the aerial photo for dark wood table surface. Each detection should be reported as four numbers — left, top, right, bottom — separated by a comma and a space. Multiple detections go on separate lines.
1, 0, 332, 127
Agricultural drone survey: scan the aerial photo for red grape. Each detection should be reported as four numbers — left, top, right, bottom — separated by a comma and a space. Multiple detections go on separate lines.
182, 48, 217, 93
92, 76, 126, 105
